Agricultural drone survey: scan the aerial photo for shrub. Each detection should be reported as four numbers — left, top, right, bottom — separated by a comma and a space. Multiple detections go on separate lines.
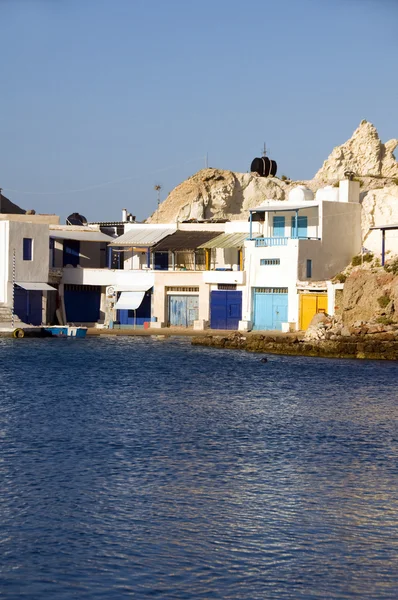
376, 316, 394, 326
334, 273, 347, 283
281, 174, 290, 182
377, 294, 390, 309
351, 253, 373, 266
373, 257, 381, 268
384, 257, 398, 276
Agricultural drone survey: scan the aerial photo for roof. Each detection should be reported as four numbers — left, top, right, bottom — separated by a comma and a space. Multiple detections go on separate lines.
370, 224, 398, 231
50, 229, 114, 242
153, 230, 221, 251
197, 232, 248, 249
250, 201, 319, 212
110, 226, 176, 247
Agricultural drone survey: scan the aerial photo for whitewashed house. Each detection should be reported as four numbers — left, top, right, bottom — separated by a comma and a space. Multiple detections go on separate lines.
240, 179, 362, 331
0, 214, 60, 325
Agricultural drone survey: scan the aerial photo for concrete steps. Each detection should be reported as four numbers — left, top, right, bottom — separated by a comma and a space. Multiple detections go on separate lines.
0, 306, 24, 325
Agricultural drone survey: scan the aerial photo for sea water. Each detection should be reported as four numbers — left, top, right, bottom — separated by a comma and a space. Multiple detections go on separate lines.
1, 336, 398, 599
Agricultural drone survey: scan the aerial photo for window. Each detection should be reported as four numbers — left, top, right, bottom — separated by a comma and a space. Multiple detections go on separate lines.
255, 287, 288, 294
306, 259, 312, 278
273, 216, 285, 237
23, 238, 33, 261
218, 284, 237, 290
260, 258, 280, 266
291, 215, 308, 238
63, 239, 80, 267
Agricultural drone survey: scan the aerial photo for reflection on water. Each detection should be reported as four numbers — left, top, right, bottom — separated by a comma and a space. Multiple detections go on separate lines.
1, 336, 398, 599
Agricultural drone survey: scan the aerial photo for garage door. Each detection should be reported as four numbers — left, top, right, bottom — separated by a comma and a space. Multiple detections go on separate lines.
64, 285, 101, 324
299, 293, 327, 330
210, 291, 242, 330
168, 295, 199, 327
14, 288, 43, 325
253, 287, 288, 331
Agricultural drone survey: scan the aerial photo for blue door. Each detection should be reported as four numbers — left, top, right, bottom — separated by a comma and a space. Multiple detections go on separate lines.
14, 287, 42, 325
64, 285, 101, 323
168, 295, 199, 327
117, 292, 152, 326
210, 291, 242, 330
273, 216, 285, 237
253, 288, 288, 331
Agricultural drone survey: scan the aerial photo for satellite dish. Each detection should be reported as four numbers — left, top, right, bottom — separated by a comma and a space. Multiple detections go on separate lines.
66, 212, 88, 226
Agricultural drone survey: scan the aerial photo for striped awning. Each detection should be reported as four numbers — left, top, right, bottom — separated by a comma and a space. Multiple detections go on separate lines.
197, 232, 248, 249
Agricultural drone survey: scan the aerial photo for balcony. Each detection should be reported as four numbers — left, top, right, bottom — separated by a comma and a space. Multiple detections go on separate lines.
255, 236, 320, 247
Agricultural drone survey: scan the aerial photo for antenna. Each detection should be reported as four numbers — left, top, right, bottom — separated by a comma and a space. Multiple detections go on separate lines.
262, 143, 270, 157
154, 184, 162, 223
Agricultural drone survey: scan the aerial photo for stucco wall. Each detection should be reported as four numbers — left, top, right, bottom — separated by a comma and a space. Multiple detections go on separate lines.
298, 201, 361, 281
152, 271, 208, 326
3, 221, 50, 306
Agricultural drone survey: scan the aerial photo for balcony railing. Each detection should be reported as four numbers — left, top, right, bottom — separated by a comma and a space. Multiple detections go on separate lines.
255, 237, 288, 247
254, 236, 321, 247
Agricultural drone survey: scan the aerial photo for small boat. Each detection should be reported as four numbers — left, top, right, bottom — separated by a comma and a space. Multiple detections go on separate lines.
43, 326, 87, 338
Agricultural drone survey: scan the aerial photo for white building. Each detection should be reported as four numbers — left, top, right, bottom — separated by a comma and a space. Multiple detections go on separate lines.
0, 214, 60, 326
240, 180, 362, 331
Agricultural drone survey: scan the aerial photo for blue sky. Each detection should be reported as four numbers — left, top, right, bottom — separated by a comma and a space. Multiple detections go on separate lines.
1, 0, 397, 222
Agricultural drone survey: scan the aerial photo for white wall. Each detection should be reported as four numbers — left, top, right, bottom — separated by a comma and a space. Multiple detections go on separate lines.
152, 271, 208, 326
0, 221, 9, 303
243, 239, 300, 325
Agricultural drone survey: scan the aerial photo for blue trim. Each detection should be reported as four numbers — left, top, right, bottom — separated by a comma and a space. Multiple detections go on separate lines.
23, 238, 32, 261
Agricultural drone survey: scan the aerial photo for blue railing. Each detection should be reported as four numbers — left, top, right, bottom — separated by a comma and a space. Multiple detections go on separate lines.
254, 236, 320, 247
255, 237, 288, 247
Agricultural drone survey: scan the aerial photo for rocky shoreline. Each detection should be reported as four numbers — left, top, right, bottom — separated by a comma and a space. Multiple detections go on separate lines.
192, 329, 398, 360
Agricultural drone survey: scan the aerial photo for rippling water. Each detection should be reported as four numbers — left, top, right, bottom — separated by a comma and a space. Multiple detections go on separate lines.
1, 336, 398, 599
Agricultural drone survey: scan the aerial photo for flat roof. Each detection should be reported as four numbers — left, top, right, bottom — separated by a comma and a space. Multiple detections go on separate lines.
50, 229, 114, 242
110, 226, 176, 247
370, 224, 398, 231
250, 201, 319, 212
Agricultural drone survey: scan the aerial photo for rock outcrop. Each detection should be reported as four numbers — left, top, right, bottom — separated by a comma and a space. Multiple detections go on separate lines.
341, 265, 398, 326
314, 120, 398, 183
147, 168, 293, 223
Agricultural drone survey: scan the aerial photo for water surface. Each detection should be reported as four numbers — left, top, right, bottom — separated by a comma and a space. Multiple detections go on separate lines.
1, 337, 398, 599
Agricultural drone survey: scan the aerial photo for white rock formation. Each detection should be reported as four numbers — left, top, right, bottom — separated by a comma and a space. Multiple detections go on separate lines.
314, 120, 398, 182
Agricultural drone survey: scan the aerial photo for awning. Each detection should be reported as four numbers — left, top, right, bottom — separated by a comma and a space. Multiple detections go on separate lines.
16, 282, 57, 291
115, 291, 145, 310
50, 230, 114, 242
198, 232, 248, 249
110, 226, 176, 247
153, 230, 221, 251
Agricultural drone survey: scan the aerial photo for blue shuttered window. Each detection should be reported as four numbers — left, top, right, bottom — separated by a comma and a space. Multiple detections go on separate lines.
291, 216, 308, 238
273, 216, 285, 237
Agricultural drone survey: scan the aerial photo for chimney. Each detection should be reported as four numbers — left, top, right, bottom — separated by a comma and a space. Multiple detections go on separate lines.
339, 179, 360, 203
122, 208, 127, 222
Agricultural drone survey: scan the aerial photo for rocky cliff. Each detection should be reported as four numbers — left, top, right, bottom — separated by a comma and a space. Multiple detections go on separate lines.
147, 121, 398, 258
